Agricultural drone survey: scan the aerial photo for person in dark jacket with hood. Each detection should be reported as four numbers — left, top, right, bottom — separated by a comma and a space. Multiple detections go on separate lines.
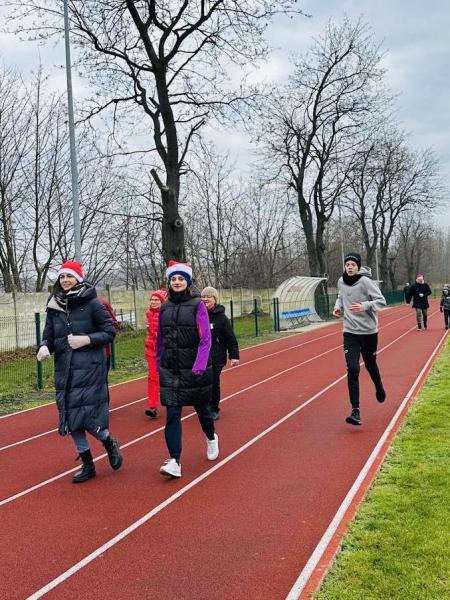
408, 273, 432, 330
157, 261, 217, 479
201, 286, 240, 420
333, 252, 387, 426
440, 286, 450, 329
37, 260, 123, 483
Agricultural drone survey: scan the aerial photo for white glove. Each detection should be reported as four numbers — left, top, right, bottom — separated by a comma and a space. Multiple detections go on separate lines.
68, 334, 90, 350
37, 346, 50, 361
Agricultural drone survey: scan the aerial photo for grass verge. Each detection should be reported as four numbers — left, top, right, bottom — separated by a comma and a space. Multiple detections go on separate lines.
0, 327, 297, 415
314, 337, 450, 600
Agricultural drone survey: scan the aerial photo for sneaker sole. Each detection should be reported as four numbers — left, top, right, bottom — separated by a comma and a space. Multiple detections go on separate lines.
72, 472, 96, 483
345, 417, 361, 426
160, 469, 182, 478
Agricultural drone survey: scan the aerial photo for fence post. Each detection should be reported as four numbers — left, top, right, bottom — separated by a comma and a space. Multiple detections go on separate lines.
254, 298, 259, 337
276, 297, 280, 332
272, 298, 277, 332
12, 287, 19, 351
230, 299, 234, 331
132, 285, 138, 329
35, 313, 43, 390
106, 283, 112, 304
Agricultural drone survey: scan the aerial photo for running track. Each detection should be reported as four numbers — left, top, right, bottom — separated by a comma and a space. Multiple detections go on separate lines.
0, 302, 447, 600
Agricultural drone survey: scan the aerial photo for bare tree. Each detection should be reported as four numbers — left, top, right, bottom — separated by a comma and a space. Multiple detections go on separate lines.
4, 0, 304, 262
184, 141, 243, 287
0, 67, 33, 291
254, 18, 386, 280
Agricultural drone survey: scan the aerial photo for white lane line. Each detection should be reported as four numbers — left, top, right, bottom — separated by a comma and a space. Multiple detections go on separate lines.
24, 314, 417, 599
0, 343, 342, 507
0, 310, 417, 505
0, 398, 146, 452
285, 328, 448, 600
0, 331, 340, 449
0, 375, 149, 420
0, 308, 409, 448
0, 303, 405, 421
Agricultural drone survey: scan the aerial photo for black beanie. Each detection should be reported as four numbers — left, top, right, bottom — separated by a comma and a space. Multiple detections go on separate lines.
344, 252, 362, 269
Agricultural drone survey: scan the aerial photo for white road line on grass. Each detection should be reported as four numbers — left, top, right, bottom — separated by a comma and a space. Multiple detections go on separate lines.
24, 316, 419, 599
284, 328, 448, 600
0, 398, 146, 452
0, 311, 417, 506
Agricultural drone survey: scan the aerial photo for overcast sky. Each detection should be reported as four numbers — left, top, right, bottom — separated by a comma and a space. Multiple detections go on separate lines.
0, 0, 449, 225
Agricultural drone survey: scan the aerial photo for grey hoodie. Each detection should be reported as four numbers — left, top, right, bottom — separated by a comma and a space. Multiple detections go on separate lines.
334, 267, 386, 335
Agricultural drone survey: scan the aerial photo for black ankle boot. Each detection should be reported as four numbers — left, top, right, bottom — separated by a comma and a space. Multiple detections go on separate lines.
72, 450, 96, 483
102, 436, 123, 471
345, 408, 361, 426
376, 386, 386, 403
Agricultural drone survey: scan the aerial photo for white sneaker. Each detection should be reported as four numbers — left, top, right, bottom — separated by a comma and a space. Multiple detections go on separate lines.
206, 434, 219, 461
160, 458, 182, 478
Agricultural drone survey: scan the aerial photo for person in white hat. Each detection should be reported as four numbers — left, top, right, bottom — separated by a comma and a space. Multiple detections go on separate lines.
157, 261, 218, 478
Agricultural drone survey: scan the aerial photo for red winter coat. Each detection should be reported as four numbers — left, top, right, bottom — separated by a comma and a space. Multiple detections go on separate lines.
145, 306, 161, 408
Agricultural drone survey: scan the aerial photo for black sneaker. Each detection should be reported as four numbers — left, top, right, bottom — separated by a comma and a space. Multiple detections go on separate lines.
145, 408, 158, 419
376, 387, 386, 403
345, 408, 361, 426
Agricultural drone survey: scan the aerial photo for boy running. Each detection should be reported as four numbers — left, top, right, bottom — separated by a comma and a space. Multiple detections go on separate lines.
333, 252, 387, 426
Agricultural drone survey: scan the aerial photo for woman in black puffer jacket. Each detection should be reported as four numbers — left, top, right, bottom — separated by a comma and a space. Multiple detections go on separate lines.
157, 261, 218, 479
37, 260, 122, 483
201, 286, 240, 420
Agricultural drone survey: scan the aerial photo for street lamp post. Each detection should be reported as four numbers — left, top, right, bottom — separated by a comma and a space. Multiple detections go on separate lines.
63, 0, 82, 261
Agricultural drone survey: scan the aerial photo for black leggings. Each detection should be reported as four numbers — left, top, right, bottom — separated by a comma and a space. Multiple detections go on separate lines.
443, 309, 450, 329
165, 404, 215, 462
344, 333, 383, 409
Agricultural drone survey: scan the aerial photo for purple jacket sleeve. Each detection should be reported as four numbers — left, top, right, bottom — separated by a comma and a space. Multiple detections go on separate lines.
192, 301, 212, 373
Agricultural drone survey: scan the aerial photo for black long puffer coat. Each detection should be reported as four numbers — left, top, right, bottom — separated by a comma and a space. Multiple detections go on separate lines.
158, 290, 212, 407
41, 283, 116, 435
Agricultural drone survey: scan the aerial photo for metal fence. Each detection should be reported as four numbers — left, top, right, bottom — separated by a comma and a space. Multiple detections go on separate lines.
0, 289, 409, 400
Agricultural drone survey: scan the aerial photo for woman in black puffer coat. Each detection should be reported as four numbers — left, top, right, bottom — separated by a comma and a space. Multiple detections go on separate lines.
157, 261, 218, 479
201, 286, 240, 420
37, 260, 123, 483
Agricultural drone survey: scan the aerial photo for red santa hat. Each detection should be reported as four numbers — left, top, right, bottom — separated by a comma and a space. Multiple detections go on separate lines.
166, 260, 193, 285
151, 289, 168, 303
57, 259, 84, 282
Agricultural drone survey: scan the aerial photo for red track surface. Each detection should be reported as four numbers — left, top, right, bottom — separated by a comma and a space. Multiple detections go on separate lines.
0, 302, 446, 600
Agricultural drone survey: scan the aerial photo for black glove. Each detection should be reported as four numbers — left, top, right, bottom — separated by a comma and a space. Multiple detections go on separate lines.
440, 307, 443, 313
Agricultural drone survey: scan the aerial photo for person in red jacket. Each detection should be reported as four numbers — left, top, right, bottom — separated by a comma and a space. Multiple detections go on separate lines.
145, 288, 167, 418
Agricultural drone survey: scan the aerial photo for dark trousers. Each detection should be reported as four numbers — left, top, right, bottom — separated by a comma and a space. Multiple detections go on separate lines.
344, 332, 383, 409
443, 309, 450, 329
165, 404, 215, 462
415, 308, 428, 329
211, 365, 223, 413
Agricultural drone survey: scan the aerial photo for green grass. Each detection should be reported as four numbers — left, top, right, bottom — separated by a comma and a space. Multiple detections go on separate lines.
314, 338, 450, 600
0, 324, 295, 415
